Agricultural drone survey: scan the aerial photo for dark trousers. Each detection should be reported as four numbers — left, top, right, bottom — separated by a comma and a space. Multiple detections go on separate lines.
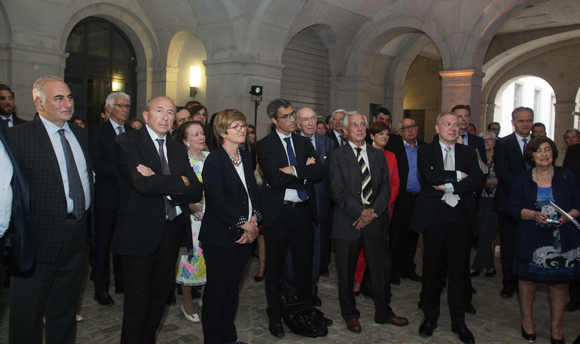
90, 208, 124, 293
9, 212, 87, 344
119, 216, 184, 344
471, 197, 498, 272
389, 192, 420, 278
497, 211, 518, 290
320, 207, 333, 272
334, 229, 394, 322
281, 221, 321, 297
264, 204, 314, 319
201, 243, 250, 344
422, 202, 471, 323
570, 280, 580, 303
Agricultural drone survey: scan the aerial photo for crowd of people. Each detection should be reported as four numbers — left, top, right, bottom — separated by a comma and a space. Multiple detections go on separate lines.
1, 77, 580, 344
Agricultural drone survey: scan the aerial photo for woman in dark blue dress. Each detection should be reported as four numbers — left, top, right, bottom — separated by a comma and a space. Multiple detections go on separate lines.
507, 137, 580, 344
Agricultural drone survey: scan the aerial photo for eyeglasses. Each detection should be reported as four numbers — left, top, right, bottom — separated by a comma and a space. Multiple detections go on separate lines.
277, 111, 296, 121
114, 103, 131, 110
483, 138, 494, 143
228, 123, 249, 131
400, 124, 416, 131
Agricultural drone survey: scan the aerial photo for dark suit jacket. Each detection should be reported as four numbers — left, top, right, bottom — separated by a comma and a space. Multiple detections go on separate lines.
563, 143, 580, 180
12, 116, 27, 127
386, 134, 426, 194
410, 140, 484, 233
89, 120, 133, 210
112, 128, 203, 256
199, 148, 261, 248
466, 132, 486, 162
0, 122, 33, 271
325, 130, 341, 148
327, 143, 391, 240
312, 133, 337, 223
256, 131, 325, 228
493, 133, 528, 211
7, 117, 94, 264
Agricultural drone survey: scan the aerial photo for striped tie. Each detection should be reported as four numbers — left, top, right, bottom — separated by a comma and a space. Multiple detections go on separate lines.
355, 148, 372, 203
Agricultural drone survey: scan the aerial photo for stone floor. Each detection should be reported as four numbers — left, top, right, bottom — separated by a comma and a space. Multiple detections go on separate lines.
0, 246, 579, 343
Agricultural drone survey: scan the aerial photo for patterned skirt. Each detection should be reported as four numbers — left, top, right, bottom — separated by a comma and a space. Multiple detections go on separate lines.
176, 215, 207, 286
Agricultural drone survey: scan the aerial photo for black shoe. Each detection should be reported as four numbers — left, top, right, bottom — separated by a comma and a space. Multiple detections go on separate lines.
254, 275, 264, 282
312, 295, 322, 307
501, 287, 515, 298
565, 300, 580, 312
354, 291, 360, 296
418, 318, 437, 337
269, 318, 285, 338
114, 287, 124, 294
471, 287, 477, 294
465, 303, 476, 314
166, 291, 176, 306
418, 299, 424, 310
484, 269, 497, 277
470, 271, 480, 277
94, 291, 114, 306
551, 336, 565, 344
451, 322, 475, 344
521, 326, 536, 343
391, 276, 401, 285
401, 272, 422, 282
324, 317, 333, 326
361, 290, 373, 299
320, 268, 329, 277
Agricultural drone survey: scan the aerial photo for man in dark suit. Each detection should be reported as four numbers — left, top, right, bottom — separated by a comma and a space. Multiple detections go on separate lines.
257, 98, 325, 338
328, 111, 408, 333
112, 96, 203, 343
562, 143, 580, 312
325, 109, 346, 147
493, 106, 533, 298
0, 84, 27, 128
386, 118, 426, 284
451, 105, 486, 160
281, 107, 336, 306
411, 112, 484, 344
88, 91, 133, 306
8, 75, 94, 343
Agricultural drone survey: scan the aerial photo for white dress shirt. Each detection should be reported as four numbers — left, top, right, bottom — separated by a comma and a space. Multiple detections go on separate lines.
110, 118, 125, 134
0, 140, 13, 237
275, 129, 304, 202
2, 114, 14, 128
145, 124, 182, 217
438, 140, 462, 199
515, 133, 532, 154
348, 141, 372, 205
40, 115, 91, 213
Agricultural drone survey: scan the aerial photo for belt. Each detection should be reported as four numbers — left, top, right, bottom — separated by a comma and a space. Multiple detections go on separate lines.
283, 199, 309, 208
164, 214, 183, 226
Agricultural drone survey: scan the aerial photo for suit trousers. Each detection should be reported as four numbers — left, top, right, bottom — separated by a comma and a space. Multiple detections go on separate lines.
471, 197, 498, 272
264, 204, 314, 319
9, 212, 87, 344
334, 230, 395, 322
422, 202, 471, 323
90, 208, 124, 293
281, 221, 321, 297
570, 280, 580, 303
497, 211, 518, 290
389, 192, 420, 278
119, 216, 185, 344
320, 207, 333, 273
201, 243, 250, 344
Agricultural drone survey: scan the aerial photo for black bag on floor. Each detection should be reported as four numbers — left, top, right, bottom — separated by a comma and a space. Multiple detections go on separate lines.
281, 297, 328, 338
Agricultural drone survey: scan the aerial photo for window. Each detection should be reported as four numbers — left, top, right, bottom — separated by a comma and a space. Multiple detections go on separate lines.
534, 89, 541, 115
514, 83, 523, 108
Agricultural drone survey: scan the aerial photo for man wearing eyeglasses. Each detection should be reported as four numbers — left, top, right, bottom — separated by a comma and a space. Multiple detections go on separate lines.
385, 118, 426, 285
88, 91, 133, 306
257, 98, 325, 338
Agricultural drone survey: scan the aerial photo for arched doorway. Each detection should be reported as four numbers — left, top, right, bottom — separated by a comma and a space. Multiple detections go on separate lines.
65, 17, 137, 128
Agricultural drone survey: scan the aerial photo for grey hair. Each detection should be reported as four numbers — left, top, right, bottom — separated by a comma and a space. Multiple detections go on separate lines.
511, 106, 534, 121
479, 131, 497, 140
144, 96, 174, 112
105, 92, 130, 108
398, 118, 416, 129
32, 75, 64, 102
342, 110, 368, 128
266, 98, 292, 119
436, 112, 459, 125
331, 109, 347, 121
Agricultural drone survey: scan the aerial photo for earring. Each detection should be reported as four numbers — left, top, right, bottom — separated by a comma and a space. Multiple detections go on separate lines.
186, 143, 190, 148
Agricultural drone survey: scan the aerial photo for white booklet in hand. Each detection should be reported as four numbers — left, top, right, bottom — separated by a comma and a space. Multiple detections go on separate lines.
550, 201, 580, 230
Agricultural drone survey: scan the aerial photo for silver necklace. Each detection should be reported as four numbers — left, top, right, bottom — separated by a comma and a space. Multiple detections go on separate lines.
223, 146, 242, 165
534, 165, 553, 181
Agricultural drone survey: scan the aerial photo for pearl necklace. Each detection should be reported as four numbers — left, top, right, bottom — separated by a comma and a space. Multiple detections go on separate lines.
534, 165, 553, 181
223, 146, 242, 165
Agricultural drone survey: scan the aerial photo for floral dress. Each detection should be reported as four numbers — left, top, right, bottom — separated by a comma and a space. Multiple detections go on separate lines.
175, 152, 208, 286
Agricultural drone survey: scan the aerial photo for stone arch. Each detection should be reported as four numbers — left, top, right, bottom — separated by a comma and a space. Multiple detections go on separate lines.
166, 31, 207, 105
0, 1, 12, 83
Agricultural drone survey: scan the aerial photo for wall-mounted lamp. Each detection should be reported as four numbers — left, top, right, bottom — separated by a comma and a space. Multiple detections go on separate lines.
112, 81, 121, 92
190, 66, 201, 97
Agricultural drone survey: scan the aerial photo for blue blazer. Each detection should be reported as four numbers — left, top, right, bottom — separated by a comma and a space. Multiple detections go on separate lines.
312, 133, 336, 223
0, 123, 33, 271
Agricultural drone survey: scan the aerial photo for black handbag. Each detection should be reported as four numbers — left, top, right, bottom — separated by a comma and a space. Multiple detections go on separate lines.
281, 297, 328, 338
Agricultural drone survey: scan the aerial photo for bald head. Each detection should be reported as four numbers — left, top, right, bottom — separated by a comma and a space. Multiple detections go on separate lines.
296, 107, 317, 138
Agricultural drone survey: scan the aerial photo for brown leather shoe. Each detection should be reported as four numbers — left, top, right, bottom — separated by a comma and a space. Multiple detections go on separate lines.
346, 319, 361, 333
378, 316, 409, 326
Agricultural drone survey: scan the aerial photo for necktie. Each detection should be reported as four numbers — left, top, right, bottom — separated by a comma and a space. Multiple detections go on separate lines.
58, 129, 85, 218
2, 119, 9, 129
461, 133, 466, 142
155, 138, 177, 220
283, 137, 307, 201
117, 126, 124, 135
444, 146, 458, 207
523, 138, 531, 170
355, 147, 372, 203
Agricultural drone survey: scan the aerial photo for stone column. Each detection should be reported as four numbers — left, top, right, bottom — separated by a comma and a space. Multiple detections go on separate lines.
165, 67, 179, 104
385, 84, 406, 127
335, 75, 371, 121
553, 101, 576, 150
203, 59, 285, 139
440, 69, 485, 126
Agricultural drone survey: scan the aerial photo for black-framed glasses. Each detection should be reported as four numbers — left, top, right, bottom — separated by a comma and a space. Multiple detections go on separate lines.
400, 124, 416, 131
228, 122, 249, 131
277, 111, 296, 121
114, 103, 131, 109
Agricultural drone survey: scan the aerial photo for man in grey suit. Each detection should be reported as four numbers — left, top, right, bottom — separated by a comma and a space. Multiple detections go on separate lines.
8, 75, 93, 344
327, 111, 408, 333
